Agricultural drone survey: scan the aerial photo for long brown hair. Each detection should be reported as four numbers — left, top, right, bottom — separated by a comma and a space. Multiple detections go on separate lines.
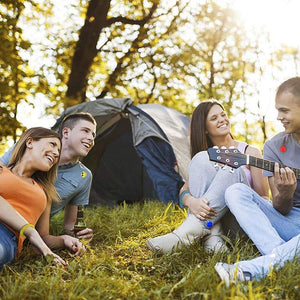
190, 100, 226, 158
8, 127, 61, 203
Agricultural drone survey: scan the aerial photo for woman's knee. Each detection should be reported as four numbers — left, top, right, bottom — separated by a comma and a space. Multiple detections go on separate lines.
0, 242, 13, 267
0, 236, 16, 267
225, 183, 250, 205
189, 151, 214, 172
191, 151, 209, 164
0, 243, 5, 261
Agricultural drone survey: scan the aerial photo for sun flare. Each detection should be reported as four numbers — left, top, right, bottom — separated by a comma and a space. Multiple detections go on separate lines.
233, 0, 300, 47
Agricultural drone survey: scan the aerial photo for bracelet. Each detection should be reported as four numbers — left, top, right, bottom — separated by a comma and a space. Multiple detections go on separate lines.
19, 224, 35, 237
179, 190, 190, 209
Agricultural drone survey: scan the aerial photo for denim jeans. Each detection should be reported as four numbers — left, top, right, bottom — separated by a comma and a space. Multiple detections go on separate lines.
0, 223, 17, 270
189, 151, 249, 228
237, 233, 300, 279
225, 183, 300, 255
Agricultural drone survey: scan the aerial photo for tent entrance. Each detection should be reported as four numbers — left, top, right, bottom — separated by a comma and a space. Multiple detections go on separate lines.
84, 118, 156, 207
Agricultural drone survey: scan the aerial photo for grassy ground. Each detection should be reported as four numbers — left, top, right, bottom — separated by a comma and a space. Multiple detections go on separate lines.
1, 201, 300, 299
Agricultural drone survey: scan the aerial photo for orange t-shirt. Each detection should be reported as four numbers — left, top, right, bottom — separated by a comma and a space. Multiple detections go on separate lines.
0, 166, 47, 256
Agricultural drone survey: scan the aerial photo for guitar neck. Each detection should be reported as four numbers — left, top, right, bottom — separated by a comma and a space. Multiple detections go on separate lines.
249, 156, 300, 180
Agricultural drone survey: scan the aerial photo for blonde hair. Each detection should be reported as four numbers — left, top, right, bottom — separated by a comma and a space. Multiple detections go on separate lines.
8, 127, 61, 203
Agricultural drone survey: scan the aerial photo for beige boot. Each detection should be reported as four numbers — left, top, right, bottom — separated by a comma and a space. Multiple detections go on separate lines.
146, 214, 210, 254
203, 221, 228, 253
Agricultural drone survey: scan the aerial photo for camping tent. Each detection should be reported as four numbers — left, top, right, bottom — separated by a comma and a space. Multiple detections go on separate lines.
52, 98, 190, 207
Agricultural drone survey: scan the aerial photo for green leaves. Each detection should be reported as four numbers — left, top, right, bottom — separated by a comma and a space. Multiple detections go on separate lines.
1, 0, 298, 148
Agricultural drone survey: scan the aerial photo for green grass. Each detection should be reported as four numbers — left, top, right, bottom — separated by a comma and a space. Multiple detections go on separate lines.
1, 201, 300, 299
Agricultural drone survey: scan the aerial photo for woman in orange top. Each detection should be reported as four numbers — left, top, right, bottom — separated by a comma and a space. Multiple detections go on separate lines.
0, 127, 83, 269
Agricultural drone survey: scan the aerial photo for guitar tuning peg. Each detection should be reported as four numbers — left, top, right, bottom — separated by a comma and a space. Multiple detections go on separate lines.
229, 168, 235, 173
221, 146, 226, 149
213, 146, 219, 149
229, 146, 235, 149
221, 165, 227, 170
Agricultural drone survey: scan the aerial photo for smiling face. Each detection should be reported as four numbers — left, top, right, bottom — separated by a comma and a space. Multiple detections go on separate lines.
276, 91, 300, 139
205, 104, 231, 139
63, 119, 96, 159
30, 137, 61, 171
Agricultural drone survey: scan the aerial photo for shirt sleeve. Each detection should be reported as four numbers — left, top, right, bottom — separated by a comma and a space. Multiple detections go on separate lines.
0, 144, 15, 165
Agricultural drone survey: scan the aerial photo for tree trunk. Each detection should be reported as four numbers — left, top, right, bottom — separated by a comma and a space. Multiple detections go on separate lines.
65, 0, 111, 106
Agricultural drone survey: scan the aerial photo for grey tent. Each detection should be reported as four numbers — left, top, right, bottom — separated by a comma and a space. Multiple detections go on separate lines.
52, 98, 190, 207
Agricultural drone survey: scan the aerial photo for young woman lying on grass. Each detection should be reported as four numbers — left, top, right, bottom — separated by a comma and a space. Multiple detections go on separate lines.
0, 127, 84, 270
147, 99, 269, 253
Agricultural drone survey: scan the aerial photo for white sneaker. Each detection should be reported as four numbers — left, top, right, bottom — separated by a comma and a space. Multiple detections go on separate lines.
146, 232, 180, 253
203, 221, 228, 253
214, 262, 251, 287
146, 214, 210, 254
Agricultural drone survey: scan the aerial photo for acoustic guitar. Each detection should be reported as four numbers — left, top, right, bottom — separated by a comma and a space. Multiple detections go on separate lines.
207, 147, 300, 180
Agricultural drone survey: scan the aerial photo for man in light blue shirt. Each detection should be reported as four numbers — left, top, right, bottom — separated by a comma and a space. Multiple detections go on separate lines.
1, 112, 96, 241
215, 77, 300, 285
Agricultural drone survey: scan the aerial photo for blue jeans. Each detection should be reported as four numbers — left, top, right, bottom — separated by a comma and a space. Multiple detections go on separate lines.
189, 151, 249, 228
237, 233, 300, 279
0, 223, 17, 270
225, 183, 300, 255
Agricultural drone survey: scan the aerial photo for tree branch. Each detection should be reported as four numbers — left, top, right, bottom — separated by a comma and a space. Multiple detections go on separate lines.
106, 2, 158, 27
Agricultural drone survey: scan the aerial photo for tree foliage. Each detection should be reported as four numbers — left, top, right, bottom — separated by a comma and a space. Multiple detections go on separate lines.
65, 0, 261, 115
0, 0, 29, 143
1, 0, 300, 147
